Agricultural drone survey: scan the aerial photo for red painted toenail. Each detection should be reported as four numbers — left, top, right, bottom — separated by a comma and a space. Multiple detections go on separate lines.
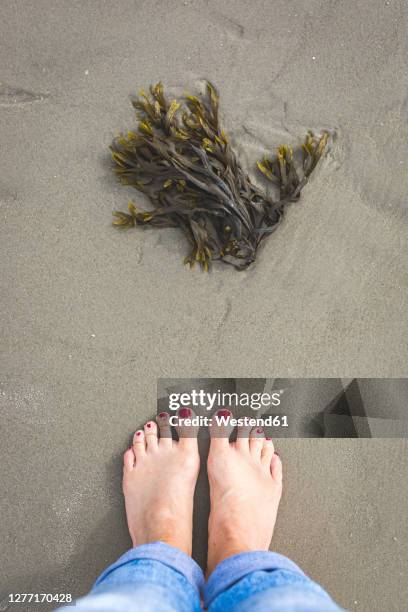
178, 408, 191, 418
266, 437, 272, 441
256, 428, 263, 434
136, 431, 142, 436
146, 422, 152, 428
158, 412, 168, 418
217, 409, 231, 417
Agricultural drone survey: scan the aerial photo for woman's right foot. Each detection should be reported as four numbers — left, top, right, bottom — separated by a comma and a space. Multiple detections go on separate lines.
207, 410, 283, 575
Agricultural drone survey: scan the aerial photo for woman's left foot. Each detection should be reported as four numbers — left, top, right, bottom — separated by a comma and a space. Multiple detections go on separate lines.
122, 409, 200, 556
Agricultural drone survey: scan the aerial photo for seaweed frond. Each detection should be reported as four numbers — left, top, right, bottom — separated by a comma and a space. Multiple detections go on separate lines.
110, 82, 330, 270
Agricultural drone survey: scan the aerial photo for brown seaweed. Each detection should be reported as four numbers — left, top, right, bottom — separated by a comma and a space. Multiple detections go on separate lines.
110, 82, 329, 270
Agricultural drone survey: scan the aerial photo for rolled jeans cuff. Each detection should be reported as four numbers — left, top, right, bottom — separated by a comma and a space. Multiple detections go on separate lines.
204, 551, 305, 608
93, 541, 205, 595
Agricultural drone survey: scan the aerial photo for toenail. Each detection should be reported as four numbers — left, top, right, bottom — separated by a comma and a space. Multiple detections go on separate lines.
158, 412, 168, 419
266, 437, 272, 441
136, 431, 142, 436
256, 428, 263, 434
146, 422, 152, 428
274, 451, 280, 457
217, 409, 231, 417
178, 408, 191, 418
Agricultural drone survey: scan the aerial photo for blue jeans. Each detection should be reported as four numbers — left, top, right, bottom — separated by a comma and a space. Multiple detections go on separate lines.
57, 542, 344, 611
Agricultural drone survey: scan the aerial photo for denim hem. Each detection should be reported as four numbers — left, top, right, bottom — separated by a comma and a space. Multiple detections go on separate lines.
93, 541, 205, 594
204, 550, 305, 607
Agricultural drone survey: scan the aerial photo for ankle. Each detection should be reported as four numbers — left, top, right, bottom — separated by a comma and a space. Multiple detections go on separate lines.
207, 534, 252, 575
132, 531, 192, 556
159, 536, 192, 556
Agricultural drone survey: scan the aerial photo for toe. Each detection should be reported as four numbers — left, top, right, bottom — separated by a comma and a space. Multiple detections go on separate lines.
235, 424, 251, 452
249, 426, 264, 459
175, 408, 198, 449
210, 409, 234, 450
144, 420, 159, 451
261, 437, 275, 466
133, 430, 146, 458
271, 452, 283, 485
123, 447, 135, 472
157, 412, 173, 448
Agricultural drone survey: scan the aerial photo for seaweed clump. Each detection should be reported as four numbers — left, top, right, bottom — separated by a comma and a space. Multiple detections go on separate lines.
110, 82, 329, 270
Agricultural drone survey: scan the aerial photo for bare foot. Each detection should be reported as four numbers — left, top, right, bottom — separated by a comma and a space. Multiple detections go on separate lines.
122, 409, 200, 556
207, 410, 283, 574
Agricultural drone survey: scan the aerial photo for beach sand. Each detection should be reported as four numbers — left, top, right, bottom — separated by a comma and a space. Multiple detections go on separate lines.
1, 1, 407, 610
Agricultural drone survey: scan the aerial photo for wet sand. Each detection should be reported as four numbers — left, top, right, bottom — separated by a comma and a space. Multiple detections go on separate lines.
1, 1, 407, 610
